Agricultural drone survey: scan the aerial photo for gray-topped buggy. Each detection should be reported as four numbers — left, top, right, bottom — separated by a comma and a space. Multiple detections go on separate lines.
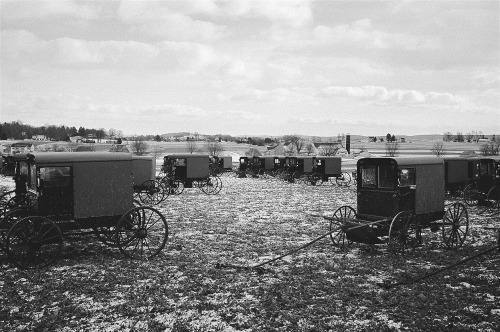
0, 152, 168, 269
328, 157, 469, 255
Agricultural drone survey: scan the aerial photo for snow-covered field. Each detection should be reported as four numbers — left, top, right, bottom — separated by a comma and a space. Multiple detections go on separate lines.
1, 174, 499, 331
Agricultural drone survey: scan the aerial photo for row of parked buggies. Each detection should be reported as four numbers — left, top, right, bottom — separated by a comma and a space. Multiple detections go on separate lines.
0, 152, 499, 269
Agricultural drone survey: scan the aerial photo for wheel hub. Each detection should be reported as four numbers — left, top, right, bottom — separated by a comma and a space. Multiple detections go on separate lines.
136, 228, 147, 239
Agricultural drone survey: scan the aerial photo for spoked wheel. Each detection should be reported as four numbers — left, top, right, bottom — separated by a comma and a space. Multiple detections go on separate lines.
165, 176, 185, 195
486, 186, 500, 211
6, 216, 63, 269
0, 192, 28, 218
329, 206, 356, 250
463, 184, 480, 206
0, 208, 31, 243
200, 175, 222, 195
388, 211, 418, 256
442, 202, 469, 249
307, 173, 322, 186
336, 172, 351, 187
137, 179, 166, 205
116, 206, 168, 260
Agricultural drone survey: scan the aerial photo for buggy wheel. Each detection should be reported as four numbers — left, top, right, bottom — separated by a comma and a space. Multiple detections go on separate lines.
442, 202, 469, 249
329, 206, 356, 249
336, 172, 351, 187
388, 211, 417, 256
486, 186, 500, 210
137, 179, 166, 205
6, 216, 62, 269
1, 208, 30, 242
166, 176, 185, 195
116, 206, 168, 260
463, 184, 480, 206
200, 175, 222, 195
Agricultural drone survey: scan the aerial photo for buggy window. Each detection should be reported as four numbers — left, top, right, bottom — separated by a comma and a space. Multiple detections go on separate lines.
19, 161, 28, 176
398, 168, 416, 187
40, 167, 71, 187
479, 161, 493, 176
175, 158, 186, 167
361, 166, 376, 187
378, 166, 395, 189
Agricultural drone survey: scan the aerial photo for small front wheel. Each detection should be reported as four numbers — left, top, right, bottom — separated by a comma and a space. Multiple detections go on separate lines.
116, 206, 168, 260
6, 216, 63, 269
442, 202, 469, 249
388, 211, 418, 256
329, 206, 356, 249
463, 184, 480, 206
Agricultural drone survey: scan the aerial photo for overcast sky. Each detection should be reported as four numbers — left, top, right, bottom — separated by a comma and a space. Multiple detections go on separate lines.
1, 0, 498, 137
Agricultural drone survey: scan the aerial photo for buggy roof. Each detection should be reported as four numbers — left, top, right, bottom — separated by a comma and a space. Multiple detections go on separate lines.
479, 157, 500, 162
359, 156, 444, 167
165, 154, 209, 159
28, 152, 133, 164
442, 156, 479, 162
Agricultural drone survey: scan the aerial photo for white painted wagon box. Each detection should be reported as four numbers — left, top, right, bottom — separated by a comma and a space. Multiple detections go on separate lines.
27, 152, 134, 220
132, 155, 156, 186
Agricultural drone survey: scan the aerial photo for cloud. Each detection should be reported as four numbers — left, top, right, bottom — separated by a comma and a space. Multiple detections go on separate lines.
1, 0, 100, 20
313, 19, 438, 51
320, 85, 467, 106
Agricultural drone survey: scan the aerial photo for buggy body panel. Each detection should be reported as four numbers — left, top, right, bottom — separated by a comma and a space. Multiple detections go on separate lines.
443, 156, 479, 192
132, 155, 155, 186
357, 157, 445, 222
165, 154, 210, 180
296, 157, 315, 173
315, 156, 342, 177
27, 152, 134, 220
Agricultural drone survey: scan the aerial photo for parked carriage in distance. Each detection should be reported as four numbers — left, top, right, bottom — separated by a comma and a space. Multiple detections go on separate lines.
328, 157, 469, 255
161, 154, 222, 195
209, 156, 233, 176
0, 152, 168, 269
132, 155, 165, 205
463, 157, 500, 207
314, 156, 351, 186
252, 156, 276, 177
443, 156, 478, 197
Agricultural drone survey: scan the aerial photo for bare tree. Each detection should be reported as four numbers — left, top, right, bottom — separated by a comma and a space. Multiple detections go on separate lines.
465, 132, 474, 143
480, 137, 500, 156
443, 132, 453, 142
205, 141, 224, 157
283, 135, 305, 154
305, 143, 315, 155
320, 145, 339, 156
385, 141, 399, 156
186, 140, 197, 154
431, 141, 445, 156
132, 137, 148, 155
245, 147, 262, 157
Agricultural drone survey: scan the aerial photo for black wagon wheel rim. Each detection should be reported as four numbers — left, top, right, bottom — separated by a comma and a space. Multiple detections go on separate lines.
116, 206, 168, 260
463, 184, 479, 207
442, 202, 469, 249
388, 211, 417, 256
212, 175, 223, 195
138, 179, 165, 205
6, 216, 62, 269
0, 190, 16, 217
486, 186, 500, 210
330, 206, 356, 249
1, 208, 30, 242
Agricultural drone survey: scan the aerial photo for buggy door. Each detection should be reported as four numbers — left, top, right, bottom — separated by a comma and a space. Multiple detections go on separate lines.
37, 166, 73, 218
397, 168, 416, 212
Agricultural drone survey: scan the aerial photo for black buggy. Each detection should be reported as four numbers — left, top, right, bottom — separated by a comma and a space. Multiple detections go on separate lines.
328, 157, 469, 255
0, 152, 168, 269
